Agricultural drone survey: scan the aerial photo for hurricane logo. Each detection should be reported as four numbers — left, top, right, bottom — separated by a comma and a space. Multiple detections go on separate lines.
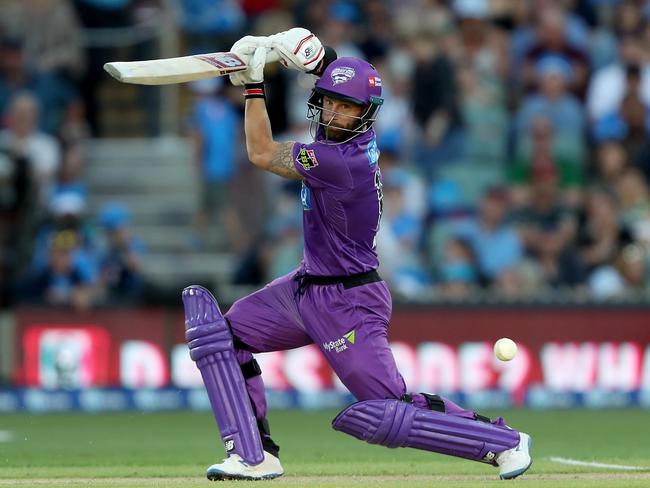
331, 67, 356, 85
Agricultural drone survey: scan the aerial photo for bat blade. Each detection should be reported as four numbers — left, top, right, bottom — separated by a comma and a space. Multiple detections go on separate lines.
104, 52, 248, 85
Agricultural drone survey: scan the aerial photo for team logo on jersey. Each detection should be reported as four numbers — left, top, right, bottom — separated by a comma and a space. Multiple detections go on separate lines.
296, 147, 318, 170
331, 67, 356, 85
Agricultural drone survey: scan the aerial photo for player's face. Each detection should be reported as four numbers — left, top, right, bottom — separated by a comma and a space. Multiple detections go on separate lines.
321, 95, 365, 141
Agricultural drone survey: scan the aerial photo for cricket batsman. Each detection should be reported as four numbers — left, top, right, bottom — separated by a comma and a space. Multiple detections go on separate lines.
182, 28, 532, 481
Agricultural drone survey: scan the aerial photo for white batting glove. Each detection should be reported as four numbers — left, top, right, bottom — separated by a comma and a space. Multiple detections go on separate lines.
230, 35, 270, 59
268, 28, 325, 72
229, 46, 267, 86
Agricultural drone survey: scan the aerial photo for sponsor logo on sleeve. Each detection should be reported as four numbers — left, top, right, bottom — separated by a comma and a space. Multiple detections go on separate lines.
331, 67, 356, 85
300, 182, 312, 211
296, 147, 319, 170
366, 138, 380, 166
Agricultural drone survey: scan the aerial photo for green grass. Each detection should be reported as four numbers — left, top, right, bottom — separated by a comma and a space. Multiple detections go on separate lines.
1, 409, 649, 487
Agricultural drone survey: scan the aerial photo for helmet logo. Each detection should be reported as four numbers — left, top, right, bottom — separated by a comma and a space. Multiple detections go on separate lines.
331, 67, 356, 85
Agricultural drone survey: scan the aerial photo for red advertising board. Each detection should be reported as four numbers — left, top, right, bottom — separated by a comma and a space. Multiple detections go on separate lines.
11, 306, 650, 408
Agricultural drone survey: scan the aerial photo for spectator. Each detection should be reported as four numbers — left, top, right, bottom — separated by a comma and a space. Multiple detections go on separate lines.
577, 185, 630, 276
187, 78, 243, 251
265, 217, 302, 283
451, 0, 509, 85
175, 0, 245, 53
592, 63, 650, 168
0, 93, 61, 208
407, 22, 465, 180
0, 0, 85, 80
372, 59, 415, 160
58, 99, 91, 148
454, 187, 524, 292
510, 115, 584, 208
23, 229, 96, 310
0, 37, 77, 135
516, 55, 586, 147
521, 4, 590, 97
30, 191, 98, 284
0, 145, 37, 308
456, 60, 507, 164
97, 202, 145, 304
320, 2, 365, 60
51, 144, 87, 203
592, 140, 628, 195
615, 242, 649, 293
586, 34, 650, 123
73, 0, 132, 135
357, 0, 393, 62
437, 236, 478, 299
376, 169, 430, 297
577, 187, 631, 298
377, 147, 427, 220
513, 163, 582, 287
616, 167, 650, 239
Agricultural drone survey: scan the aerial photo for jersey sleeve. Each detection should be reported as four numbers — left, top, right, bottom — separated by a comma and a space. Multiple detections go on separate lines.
292, 141, 353, 190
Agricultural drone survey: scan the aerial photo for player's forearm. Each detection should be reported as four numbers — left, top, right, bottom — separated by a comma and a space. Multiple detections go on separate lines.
244, 98, 276, 168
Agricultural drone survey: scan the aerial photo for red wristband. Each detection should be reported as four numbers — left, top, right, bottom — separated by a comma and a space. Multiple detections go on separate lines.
244, 83, 265, 99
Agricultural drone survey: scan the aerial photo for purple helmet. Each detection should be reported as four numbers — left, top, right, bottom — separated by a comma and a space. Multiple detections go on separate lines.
307, 57, 384, 143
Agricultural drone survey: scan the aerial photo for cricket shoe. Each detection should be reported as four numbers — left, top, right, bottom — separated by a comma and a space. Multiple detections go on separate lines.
495, 432, 532, 480
206, 451, 284, 481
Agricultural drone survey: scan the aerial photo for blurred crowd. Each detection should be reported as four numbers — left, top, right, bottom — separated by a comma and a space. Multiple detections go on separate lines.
1, 0, 650, 310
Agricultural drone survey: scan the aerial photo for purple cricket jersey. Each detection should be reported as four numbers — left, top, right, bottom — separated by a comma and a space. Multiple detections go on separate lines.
292, 128, 382, 276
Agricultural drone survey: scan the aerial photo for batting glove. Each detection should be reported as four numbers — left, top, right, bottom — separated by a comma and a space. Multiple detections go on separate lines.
268, 28, 325, 73
229, 46, 267, 86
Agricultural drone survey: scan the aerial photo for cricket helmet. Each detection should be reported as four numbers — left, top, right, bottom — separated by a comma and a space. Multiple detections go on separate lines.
307, 57, 384, 143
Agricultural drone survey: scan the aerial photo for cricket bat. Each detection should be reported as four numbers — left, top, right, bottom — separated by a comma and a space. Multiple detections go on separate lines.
104, 49, 282, 85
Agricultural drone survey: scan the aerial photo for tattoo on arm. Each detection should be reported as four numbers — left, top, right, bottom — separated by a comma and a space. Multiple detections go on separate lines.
268, 142, 303, 180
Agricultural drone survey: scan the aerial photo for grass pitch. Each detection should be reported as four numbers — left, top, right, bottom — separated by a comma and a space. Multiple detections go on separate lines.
1, 408, 649, 487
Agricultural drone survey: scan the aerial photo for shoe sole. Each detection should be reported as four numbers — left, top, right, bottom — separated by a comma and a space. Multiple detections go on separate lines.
499, 435, 533, 480
207, 469, 283, 481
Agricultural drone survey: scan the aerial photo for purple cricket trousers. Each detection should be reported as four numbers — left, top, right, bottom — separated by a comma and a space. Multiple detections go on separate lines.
225, 268, 474, 421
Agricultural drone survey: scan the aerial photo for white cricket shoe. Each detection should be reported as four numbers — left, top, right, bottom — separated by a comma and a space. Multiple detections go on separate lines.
495, 432, 532, 480
206, 451, 284, 481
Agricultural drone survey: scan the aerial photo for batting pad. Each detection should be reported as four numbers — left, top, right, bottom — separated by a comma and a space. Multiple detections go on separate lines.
183, 285, 264, 465
332, 399, 520, 464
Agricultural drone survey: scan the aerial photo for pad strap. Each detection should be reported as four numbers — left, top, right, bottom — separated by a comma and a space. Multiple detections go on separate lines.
240, 358, 262, 379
